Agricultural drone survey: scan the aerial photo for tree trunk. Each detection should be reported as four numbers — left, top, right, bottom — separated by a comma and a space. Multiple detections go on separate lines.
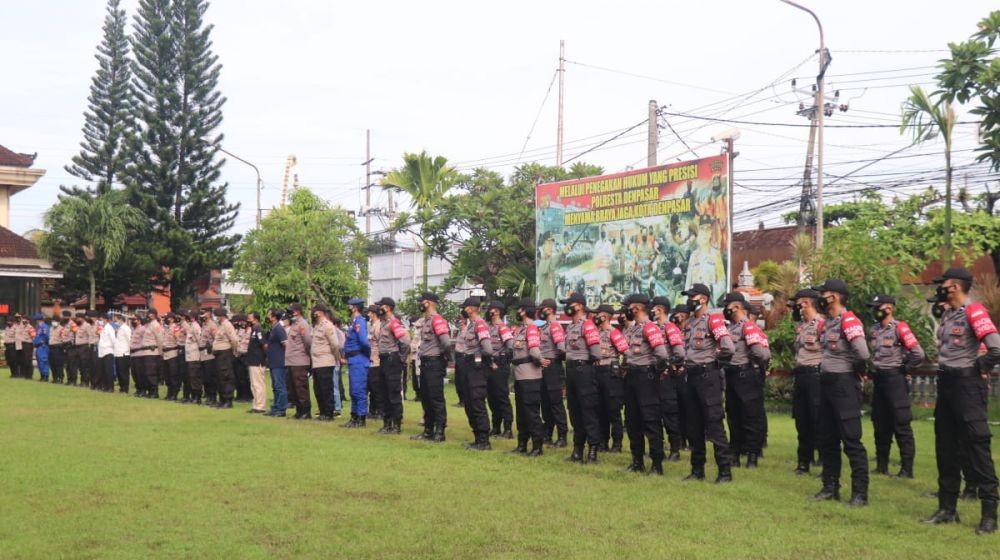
422, 249, 429, 291
89, 268, 96, 311
944, 146, 952, 266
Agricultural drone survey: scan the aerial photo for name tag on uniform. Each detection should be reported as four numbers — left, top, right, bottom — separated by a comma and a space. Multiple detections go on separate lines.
804, 335, 815, 344
951, 327, 963, 335
881, 338, 893, 347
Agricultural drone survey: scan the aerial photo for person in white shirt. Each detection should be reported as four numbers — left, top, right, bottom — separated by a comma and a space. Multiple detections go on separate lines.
112, 313, 132, 394
97, 313, 117, 392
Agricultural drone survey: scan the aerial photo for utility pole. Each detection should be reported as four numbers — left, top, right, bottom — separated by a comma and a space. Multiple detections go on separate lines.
782, 0, 828, 248
796, 101, 818, 232
365, 129, 372, 235
647, 99, 658, 167
556, 39, 565, 167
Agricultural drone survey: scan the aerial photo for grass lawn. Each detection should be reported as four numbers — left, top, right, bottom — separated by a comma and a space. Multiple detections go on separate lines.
1, 370, 998, 559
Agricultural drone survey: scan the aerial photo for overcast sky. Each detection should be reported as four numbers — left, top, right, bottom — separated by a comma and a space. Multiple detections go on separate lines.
2, 0, 995, 238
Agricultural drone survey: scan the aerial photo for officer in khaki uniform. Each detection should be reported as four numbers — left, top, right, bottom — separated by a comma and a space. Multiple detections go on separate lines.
367, 306, 384, 421
310, 304, 341, 422
182, 310, 203, 404
211, 307, 240, 409
162, 313, 184, 401
133, 310, 165, 398
200, 309, 219, 405
49, 311, 73, 383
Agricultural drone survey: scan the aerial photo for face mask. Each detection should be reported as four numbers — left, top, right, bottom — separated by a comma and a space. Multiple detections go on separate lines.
539, 309, 551, 320
377, 308, 387, 317
723, 308, 735, 322
932, 302, 946, 319
460, 309, 469, 319
791, 305, 803, 322
419, 303, 428, 313
533, 319, 546, 328
564, 305, 575, 316
670, 316, 682, 326
622, 307, 635, 322
935, 285, 951, 300
594, 315, 605, 327
874, 309, 888, 321
686, 298, 702, 313
817, 297, 831, 312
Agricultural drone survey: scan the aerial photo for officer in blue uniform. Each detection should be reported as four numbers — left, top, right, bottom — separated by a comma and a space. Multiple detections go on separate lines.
343, 297, 372, 427
32, 313, 51, 382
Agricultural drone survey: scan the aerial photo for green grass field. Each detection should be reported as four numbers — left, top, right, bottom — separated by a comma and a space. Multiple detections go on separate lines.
1, 371, 998, 560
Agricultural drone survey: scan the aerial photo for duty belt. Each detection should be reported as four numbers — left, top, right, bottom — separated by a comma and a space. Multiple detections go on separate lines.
346, 350, 364, 358
874, 367, 905, 376
132, 345, 157, 352
724, 364, 757, 377
511, 356, 534, 366
938, 365, 979, 378
794, 364, 821, 374
566, 359, 593, 368
684, 362, 718, 372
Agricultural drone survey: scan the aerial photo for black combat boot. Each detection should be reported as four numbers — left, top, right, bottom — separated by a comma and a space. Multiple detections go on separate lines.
732, 454, 741, 468
962, 484, 979, 501
648, 458, 664, 476
218, 399, 233, 409
566, 446, 584, 463
626, 456, 645, 473
586, 445, 598, 464
609, 439, 623, 453
977, 501, 998, 535
795, 462, 810, 475
846, 492, 868, 507
922, 509, 960, 524
501, 429, 514, 440
341, 413, 358, 428
875, 457, 889, 475
552, 434, 568, 448
527, 440, 544, 457
683, 467, 705, 481
666, 449, 681, 462
810, 480, 841, 502
490, 424, 502, 438
894, 467, 914, 479
715, 466, 733, 484
509, 442, 528, 455
356, 415, 366, 428
377, 418, 391, 434
746, 453, 759, 468
411, 427, 433, 441
389, 418, 402, 434
430, 425, 446, 442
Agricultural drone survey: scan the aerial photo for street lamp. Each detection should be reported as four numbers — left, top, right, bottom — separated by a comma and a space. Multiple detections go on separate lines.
781, 0, 828, 249
206, 138, 263, 228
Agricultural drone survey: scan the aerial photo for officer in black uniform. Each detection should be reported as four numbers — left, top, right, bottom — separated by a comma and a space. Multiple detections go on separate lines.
922, 267, 1000, 534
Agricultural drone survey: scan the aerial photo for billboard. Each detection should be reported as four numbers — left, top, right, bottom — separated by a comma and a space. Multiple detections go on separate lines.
535, 156, 730, 309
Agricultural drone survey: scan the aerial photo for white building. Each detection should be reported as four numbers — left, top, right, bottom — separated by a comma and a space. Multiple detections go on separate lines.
368, 248, 475, 303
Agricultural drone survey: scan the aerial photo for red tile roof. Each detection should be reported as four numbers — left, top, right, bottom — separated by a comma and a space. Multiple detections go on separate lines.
0, 144, 36, 167
0, 225, 41, 260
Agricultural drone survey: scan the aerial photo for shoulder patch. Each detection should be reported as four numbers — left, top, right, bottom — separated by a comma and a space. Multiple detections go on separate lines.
708, 313, 730, 340
549, 321, 566, 344
841, 311, 865, 342
966, 302, 999, 340
525, 324, 541, 349
609, 328, 629, 353
743, 321, 765, 346
431, 315, 450, 336
582, 320, 601, 346
895, 321, 919, 350
642, 321, 665, 348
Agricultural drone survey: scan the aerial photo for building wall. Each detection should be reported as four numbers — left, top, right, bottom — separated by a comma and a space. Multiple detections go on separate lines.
368, 250, 472, 303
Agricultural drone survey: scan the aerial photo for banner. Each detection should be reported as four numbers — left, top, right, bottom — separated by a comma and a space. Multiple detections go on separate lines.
535, 156, 730, 308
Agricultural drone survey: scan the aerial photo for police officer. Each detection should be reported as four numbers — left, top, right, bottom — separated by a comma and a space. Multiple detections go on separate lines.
374, 297, 410, 434
32, 313, 51, 382
791, 289, 824, 475
161, 313, 183, 400
510, 298, 546, 456
309, 304, 341, 422
85, 311, 100, 388
485, 301, 514, 439
922, 267, 1000, 534
594, 304, 628, 453
622, 294, 674, 475
867, 294, 924, 478
652, 296, 686, 461
199, 309, 219, 405
721, 293, 771, 468
211, 308, 239, 409
810, 278, 870, 507
411, 292, 452, 442
453, 313, 468, 409
670, 303, 692, 452
181, 310, 202, 404
680, 283, 734, 483
285, 303, 313, 420
17, 314, 35, 380
49, 312, 71, 383
456, 296, 494, 450
367, 305, 384, 422
560, 292, 603, 463
537, 298, 568, 448
131, 311, 156, 397
343, 298, 371, 428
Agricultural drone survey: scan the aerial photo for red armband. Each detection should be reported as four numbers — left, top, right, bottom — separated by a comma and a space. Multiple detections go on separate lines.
474, 319, 490, 341
663, 322, 684, 347
966, 303, 999, 340
498, 324, 513, 343
895, 321, 919, 350
390, 319, 407, 340
708, 313, 729, 340
431, 315, 450, 336
841, 312, 865, 342
642, 321, 665, 348
550, 321, 565, 344
609, 328, 629, 353
525, 324, 541, 349
743, 321, 765, 347
582, 320, 601, 346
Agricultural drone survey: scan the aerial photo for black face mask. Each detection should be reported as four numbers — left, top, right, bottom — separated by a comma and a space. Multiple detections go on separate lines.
670, 316, 683, 327
460, 309, 469, 319
419, 303, 428, 313
932, 302, 946, 319
686, 298, 702, 313
874, 309, 888, 321
594, 315, 605, 327
539, 309, 551, 320
377, 308, 387, 317
564, 305, 576, 316
935, 285, 950, 300
817, 297, 831, 312
723, 308, 735, 322
791, 305, 803, 322
622, 308, 635, 322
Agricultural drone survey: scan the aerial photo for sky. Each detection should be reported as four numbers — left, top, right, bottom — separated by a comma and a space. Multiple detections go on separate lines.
2, 0, 996, 239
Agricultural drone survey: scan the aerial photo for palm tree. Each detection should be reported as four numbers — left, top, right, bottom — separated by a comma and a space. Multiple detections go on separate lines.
381, 151, 458, 289
39, 191, 147, 309
901, 85, 956, 265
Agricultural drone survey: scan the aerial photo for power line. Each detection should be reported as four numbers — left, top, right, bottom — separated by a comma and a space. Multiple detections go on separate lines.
659, 110, 979, 129
517, 69, 559, 163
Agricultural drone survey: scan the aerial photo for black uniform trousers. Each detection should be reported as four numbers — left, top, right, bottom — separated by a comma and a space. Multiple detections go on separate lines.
487, 356, 514, 432
792, 366, 822, 466
457, 355, 490, 439
675, 374, 688, 449
934, 368, 999, 511
78, 345, 93, 385
178, 357, 190, 399
185, 360, 202, 398
595, 364, 625, 447
66, 346, 82, 384
130, 355, 145, 394
566, 359, 601, 449
379, 353, 404, 422
234, 357, 251, 401
540, 359, 568, 441
214, 349, 235, 403
817, 371, 869, 495
514, 378, 544, 447
419, 355, 447, 433
625, 365, 664, 461
368, 365, 384, 416
313, 366, 335, 417
659, 372, 684, 453
141, 355, 161, 396
19, 347, 33, 380
202, 358, 218, 402
684, 364, 732, 470
164, 356, 183, 398
454, 362, 466, 406
4, 343, 16, 377
871, 368, 915, 470
116, 356, 131, 393
724, 364, 767, 457
50, 345, 67, 382
100, 354, 115, 391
